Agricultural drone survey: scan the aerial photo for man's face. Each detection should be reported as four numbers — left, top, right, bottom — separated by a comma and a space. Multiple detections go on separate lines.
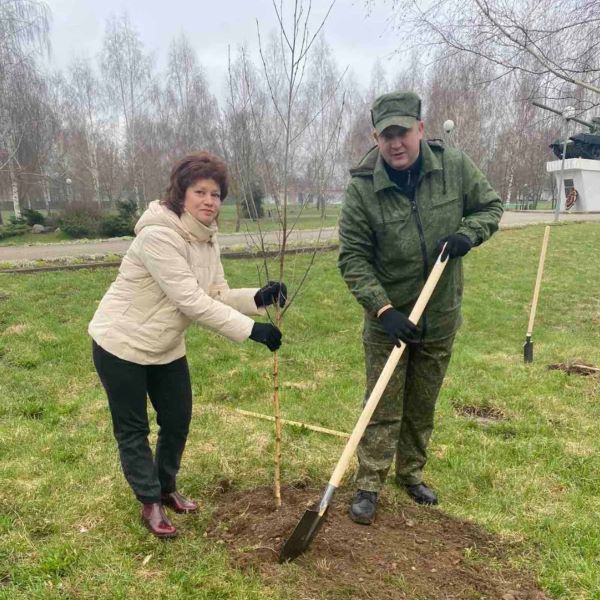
374, 121, 424, 171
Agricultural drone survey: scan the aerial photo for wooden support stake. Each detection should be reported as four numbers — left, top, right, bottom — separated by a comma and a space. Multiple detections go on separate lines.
572, 364, 599, 373
233, 408, 349, 439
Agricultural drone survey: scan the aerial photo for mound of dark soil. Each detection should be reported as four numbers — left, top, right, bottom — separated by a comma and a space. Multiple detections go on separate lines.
206, 485, 549, 600
454, 404, 506, 423
548, 362, 599, 376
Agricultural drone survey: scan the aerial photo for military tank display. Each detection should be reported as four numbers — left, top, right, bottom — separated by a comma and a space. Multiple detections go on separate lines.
562, 125, 600, 160
532, 101, 600, 160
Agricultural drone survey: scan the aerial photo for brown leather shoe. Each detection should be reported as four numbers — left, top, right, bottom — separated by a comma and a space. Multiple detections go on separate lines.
161, 491, 198, 514
141, 503, 177, 538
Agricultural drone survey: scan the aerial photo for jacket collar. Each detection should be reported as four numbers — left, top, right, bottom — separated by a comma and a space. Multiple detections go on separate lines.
180, 210, 217, 243
371, 141, 444, 193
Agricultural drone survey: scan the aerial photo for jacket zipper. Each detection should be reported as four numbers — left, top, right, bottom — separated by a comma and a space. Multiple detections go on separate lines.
410, 187, 428, 341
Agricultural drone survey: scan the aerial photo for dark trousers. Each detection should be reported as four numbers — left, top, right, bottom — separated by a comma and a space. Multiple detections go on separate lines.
92, 341, 193, 504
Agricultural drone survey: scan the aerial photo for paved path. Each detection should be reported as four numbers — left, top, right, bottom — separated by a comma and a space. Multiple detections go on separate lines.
0, 227, 339, 262
498, 211, 600, 228
1, 211, 599, 262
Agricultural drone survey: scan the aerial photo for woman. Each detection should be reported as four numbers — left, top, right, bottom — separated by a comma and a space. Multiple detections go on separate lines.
89, 152, 285, 538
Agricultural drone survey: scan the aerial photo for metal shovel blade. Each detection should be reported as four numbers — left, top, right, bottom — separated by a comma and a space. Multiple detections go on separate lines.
279, 505, 328, 563
523, 335, 533, 363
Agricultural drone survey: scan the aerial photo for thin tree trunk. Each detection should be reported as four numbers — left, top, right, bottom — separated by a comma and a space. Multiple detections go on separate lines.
43, 176, 52, 215
235, 198, 241, 232
271, 43, 296, 510
8, 158, 21, 219
88, 138, 101, 208
506, 169, 514, 207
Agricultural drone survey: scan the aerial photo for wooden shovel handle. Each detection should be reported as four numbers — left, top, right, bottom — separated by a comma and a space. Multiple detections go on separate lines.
527, 226, 551, 337
328, 249, 450, 489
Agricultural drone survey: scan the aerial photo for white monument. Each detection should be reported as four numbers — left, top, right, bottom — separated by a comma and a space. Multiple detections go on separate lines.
546, 158, 600, 212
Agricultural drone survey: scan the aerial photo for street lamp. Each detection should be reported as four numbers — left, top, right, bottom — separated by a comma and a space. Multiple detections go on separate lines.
554, 106, 575, 222
65, 178, 72, 205
443, 119, 455, 147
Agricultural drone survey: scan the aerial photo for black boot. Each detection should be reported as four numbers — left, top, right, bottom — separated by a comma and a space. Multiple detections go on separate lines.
349, 490, 378, 524
405, 483, 438, 505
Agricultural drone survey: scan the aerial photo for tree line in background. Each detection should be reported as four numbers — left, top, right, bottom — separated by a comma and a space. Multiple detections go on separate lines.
1, 0, 598, 236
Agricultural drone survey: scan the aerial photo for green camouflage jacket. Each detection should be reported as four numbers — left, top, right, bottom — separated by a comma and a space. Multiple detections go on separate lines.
338, 140, 503, 341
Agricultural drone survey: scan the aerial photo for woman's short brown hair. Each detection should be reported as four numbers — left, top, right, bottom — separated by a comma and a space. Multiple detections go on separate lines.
161, 151, 229, 216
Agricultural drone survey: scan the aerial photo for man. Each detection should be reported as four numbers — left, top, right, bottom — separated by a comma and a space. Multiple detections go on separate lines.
338, 91, 503, 524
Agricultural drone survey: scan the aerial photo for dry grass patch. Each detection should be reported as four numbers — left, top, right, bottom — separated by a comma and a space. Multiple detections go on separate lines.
2, 323, 28, 335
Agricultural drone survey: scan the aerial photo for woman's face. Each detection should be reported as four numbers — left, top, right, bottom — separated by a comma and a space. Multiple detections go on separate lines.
183, 178, 222, 226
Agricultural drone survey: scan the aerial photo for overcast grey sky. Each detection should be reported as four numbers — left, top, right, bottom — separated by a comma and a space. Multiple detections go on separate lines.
44, 0, 402, 91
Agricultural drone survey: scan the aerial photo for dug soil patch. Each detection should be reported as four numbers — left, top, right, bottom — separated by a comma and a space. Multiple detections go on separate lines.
453, 404, 506, 424
548, 361, 599, 376
206, 485, 549, 600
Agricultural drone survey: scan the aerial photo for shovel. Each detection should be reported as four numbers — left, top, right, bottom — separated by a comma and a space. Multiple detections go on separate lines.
279, 248, 450, 563
524, 226, 551, 363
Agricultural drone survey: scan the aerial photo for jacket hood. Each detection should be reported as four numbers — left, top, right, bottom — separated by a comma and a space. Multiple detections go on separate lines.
134, 200, 217, 243
349, 145, 379, 177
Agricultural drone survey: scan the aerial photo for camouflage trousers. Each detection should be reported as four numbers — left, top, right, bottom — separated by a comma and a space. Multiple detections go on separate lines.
355, 333, 455, 492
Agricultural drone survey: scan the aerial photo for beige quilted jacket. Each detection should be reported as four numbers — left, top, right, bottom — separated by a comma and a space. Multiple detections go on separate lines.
88, 201, 264, 364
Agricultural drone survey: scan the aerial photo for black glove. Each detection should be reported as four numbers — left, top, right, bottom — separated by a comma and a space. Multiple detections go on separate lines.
378, 307, 420, 346
249, 322, 282, 351
254, 281, 288, 308
436, 233, 473, 260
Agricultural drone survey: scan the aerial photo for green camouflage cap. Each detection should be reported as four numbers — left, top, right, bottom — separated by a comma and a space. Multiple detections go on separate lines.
371, 91, 422, 133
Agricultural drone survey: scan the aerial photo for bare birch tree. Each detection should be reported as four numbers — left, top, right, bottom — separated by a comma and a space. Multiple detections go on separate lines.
0, 0, 50, 219
67, 59, 104, 206
302, 34, 346, 218
369, 58, 389, 100
380, 0, 600, 98
165, 34, 220, 157
101, 12, 153, 210
225, 45, 269, 233
341, 70, 373, 167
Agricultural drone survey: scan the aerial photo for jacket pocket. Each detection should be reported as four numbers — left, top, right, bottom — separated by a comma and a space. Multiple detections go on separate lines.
193, 265, 210, 288
373, 216, 409, 243
431, 195, 459, 209
373, 215, 422, 267
428, 195, 463, 236
155, 311, 189, 350
124, 280, 165, 325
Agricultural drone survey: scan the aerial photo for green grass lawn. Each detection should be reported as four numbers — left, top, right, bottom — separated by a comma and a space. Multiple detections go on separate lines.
0, 230, 71, 246
0, 209, 68, 247
0, 204, 341, 247
503, 201, 555, 211
0, 223, 598, 598
216, 203, 341, 234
